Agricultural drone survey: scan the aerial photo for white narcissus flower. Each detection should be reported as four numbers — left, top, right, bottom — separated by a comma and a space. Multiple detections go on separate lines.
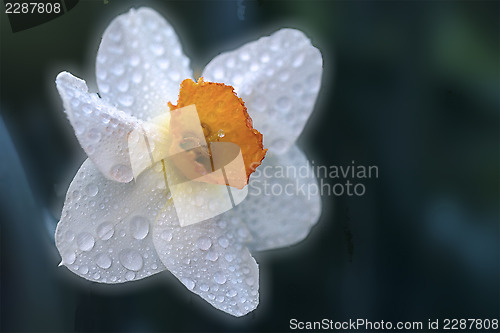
55, 7, 323, 317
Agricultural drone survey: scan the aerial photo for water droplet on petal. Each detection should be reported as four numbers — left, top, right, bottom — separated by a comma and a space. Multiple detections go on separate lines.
245, 276, 255, 286
65, 231, 75, 242
86, 184, 99, 197
206, 250, 219, 262
181, 277, 195, 290
272, 138, 288, 154
160, 230, 173, 241
95, 253, 112, 269
125, 271, 136, 281
213, 67, 224, 80
200, 284, 209, 292
218, 237, 229, 249
196, 236, 212, 251
129, 216, 150, 240
158, 58, 170, 70
72, 190, 81, 201
97, 222, 114, 240
111, 164, 133, 182
217, 129, 225, 138
117, 79, 129, 93
62, 250, 76, 265
82, 104, 93, 115
76, 232, 95, 251
214, 271, 227, 285
129, 55, 140, 67
119, 249, 143, 271
79, 265, 89, 274
169, 70, 180, 81
150, 44, 164, 56
73, 121, 84, 135
132, 72, 143, 84
226, 289, 237, 297
118, 95, 134, 107
275, 96, 291, 113
293, 53, 305, 67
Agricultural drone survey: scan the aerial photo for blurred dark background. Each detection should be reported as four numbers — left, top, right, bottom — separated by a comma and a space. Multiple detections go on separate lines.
1, 0, 498, 332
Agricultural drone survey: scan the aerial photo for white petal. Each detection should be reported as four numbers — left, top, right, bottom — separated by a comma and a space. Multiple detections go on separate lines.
96, 7, 193, 120
203, 29, 323, 154
55, 159, 169, 283
153, 206, 259, 317
56, 71, 140, 183
226, 145, 321, 251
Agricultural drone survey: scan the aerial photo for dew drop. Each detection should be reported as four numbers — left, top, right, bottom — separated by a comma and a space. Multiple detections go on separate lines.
239, 51, 250, 61
200, 284, 209, 292
110, 164, 133, 182
130, 216, 150, 240
71, 99, 80, 108
182, 277, 195, 290
206, 250, 219, 262
245, 276, 255, 286
118, 95, 134, 107
62, 250, 76, 265
82, 104, 93, 115
272, 138, 288, 154
226, 57, 236, 68
157, 58, 170, 70
79, 265, 89, 274
216, 295, 225, 303
237, 227, 249, 238
306, 73, 321, 93
95, 253, 112, 269
110, 63, 125, 76
76, 232, 95, 251
160, 230, 173, 242
93, 272, 101, 280
73, 121, 84, 135
213, 67, 224, 80
260, 53, 270, 63
97, 222, 115, 240
150, 44, 164, 56
86, 183, 99, 197
217, 129, 225, 138
129, 55, 140, 67
196, 236, 212, 251
214, 271, 227, 285
117, 79, 129, 93
293, 53, 305, 67
72, 190, 81, 201
275, 96, 291, 113
125, 271, 136, 281
132, 72, 143, 84
169, 70, 180, 81
218, 237, 229, 249
119, 249, 143, 271
226, 289, 237, 297
65, 231, 75, 242
99, 83, 110, 94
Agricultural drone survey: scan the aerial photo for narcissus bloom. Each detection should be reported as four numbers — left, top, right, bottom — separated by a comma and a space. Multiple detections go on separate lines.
55, 7, 322, 317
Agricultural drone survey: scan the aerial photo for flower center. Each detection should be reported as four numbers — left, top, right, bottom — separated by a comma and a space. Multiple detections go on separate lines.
167, 78, 267, 188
